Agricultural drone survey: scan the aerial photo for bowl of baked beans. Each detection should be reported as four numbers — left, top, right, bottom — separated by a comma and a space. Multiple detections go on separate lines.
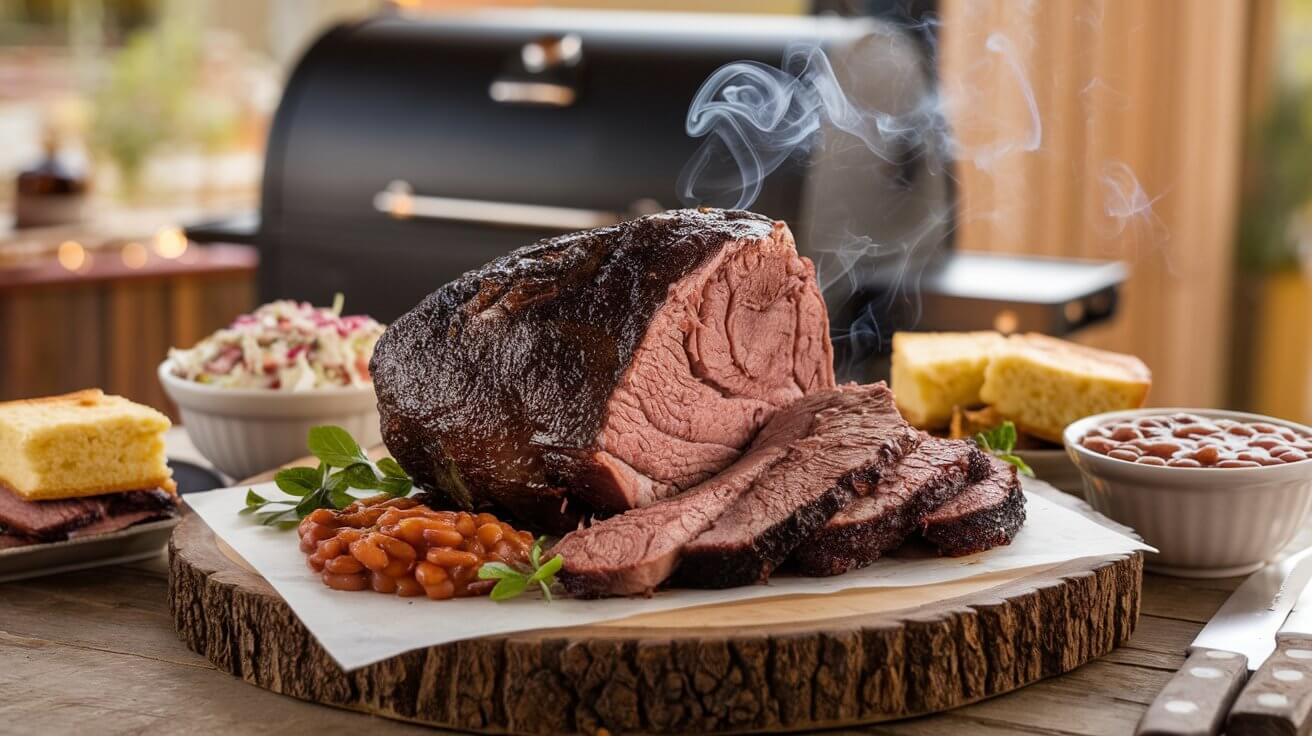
1064, 409, 1312, 578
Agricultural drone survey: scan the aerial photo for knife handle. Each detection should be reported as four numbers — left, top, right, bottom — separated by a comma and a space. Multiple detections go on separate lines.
1136, 647, 1249, 736
1227, 634, 1312, 736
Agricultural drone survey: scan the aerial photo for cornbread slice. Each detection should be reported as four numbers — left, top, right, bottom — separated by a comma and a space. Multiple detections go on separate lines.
979, 333, 1151, 443
890, 331, 1006, 429
0, 389, 173, 500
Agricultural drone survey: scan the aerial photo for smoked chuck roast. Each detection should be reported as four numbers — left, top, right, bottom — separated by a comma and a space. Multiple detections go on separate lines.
920, 454, 1026, 556
556, 382, 918, 596
790, 436, 989, 577
371, 209, 835, 533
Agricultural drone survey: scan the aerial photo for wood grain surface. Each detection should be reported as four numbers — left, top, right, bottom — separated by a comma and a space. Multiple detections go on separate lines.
0, 548, 1249, 735
167, 503, 1142, 734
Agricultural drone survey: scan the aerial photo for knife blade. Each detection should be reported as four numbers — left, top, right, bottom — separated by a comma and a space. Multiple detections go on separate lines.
1137, 546, 1312, 736
1227, 567, 1312, 735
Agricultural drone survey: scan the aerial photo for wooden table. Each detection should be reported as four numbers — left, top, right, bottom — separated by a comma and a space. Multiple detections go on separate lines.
0, 435, 1239, 734
0, 553, 1224, 735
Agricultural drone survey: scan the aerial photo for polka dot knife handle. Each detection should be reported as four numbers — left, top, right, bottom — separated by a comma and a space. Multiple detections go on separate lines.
1136, 647, 1249, 736
1227, 635, 1312, 735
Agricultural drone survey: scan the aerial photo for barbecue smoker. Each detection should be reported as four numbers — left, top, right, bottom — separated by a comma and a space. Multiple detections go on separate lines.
189, 9, 1123, 381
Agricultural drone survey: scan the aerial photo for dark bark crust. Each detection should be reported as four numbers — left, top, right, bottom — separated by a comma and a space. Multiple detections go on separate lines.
169, 516, 1142, 735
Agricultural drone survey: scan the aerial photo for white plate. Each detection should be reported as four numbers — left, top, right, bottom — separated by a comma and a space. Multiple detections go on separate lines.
0, 517, 179, 583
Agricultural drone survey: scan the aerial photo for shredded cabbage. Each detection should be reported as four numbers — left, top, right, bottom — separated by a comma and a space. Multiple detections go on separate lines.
169, 299, 385, 390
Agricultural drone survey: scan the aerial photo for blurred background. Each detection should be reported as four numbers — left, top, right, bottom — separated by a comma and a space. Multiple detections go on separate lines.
0, 0, 1307, 423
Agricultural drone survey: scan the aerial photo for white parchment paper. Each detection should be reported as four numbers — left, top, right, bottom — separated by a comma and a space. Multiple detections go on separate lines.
184, 478, 1152, 671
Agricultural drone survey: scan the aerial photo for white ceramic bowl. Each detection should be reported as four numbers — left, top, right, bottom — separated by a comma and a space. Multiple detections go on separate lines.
1065, 408, 1312, 578
158, 360, 382, 480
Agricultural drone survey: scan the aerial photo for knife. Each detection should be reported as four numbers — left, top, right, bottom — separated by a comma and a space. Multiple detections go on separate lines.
1227, 571, 1312, 735
1137, 546, 1312, 736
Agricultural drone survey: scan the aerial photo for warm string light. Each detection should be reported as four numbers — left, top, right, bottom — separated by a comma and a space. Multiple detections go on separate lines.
153, 227, 189, 259
121, 241, 148, 269
56, 240, 87, 271
993, 309, 1019, 334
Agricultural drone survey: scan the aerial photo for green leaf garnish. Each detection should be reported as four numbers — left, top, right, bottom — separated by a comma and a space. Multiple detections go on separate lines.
476, 537, 562, 602
237, 426, 414, 528
377, 457, 408, 479
341, 463, 382, 491
307, 425, 369, 468
490, 576, 528, 601
275, 465, 323, 496
974, 421, 1036, 477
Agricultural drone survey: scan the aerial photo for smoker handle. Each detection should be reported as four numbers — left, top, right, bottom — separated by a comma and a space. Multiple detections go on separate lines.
373, 180, 625, 231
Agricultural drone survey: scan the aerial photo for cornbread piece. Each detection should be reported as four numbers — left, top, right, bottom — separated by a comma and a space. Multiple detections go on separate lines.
671, 383, 920, 590
979, 333, 1151, 443
891, 331, 1005, 429
792, 436, 989, 576
373, 209, 834, 533
0, 389, 173, 500
921, 455, 1026, 556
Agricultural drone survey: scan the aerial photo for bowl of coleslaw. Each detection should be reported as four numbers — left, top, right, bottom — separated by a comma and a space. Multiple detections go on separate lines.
159, 298, 386, 479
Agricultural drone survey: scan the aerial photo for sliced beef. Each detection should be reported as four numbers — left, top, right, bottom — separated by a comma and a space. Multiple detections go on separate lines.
372, 209, 835, 533
920, 455, 1026, 556
790, 436, 989, 576
670, 383, 919, 590
0, 531, 33, 550
0, 485, 177, 542
554, 385, 835, 597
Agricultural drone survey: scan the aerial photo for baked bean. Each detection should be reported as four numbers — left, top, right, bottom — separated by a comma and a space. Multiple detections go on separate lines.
1107, 449, 1139, 462
427, 548, 481, 568
425, 580, 456, 600
455, 514, 478, 538
381, 558, 411, 578
1218, 460, 1261, 468
414, 561, 449, 587
477, 523, 504, 547
322, 571, 369, 591
1110, 424, 1143, 441
350, 536, 390, 572
302, 496, 535, 600
1173, 423, 1218, 439
325, 555, 364, 575
371, 571, 397, 594
376, 535, 417, 562
1142, 441, 1184, 459
423, 527, 465, 548
1279, 450, 1309, 463
395, 576, 424, 597
1135, 456, 1167, 466
1166, 458, 1202, 468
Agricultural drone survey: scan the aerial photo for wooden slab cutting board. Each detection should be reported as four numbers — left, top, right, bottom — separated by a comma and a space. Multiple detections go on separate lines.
169, 469, 1142, 735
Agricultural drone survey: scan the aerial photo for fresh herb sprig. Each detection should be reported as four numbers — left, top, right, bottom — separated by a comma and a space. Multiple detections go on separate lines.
974, 421, 1035, 478
241, 426, 413, 528
477, 537, 564, 602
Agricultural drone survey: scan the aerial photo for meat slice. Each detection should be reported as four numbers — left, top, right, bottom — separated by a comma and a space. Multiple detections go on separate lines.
0, 532, 33, 550
920, 456, 1026, 556
372, 209, 835, 533
791, 436, 989, 577
554, 386, 833, 597
0, 485, 176, 541
670, 383, 920, 590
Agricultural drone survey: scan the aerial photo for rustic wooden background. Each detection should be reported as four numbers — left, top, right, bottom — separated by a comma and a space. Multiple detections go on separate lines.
940, 0, 1261, 410
0, 246, 255, 417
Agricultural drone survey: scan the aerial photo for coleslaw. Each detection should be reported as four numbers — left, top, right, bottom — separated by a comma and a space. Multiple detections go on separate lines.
168, 297, 385, 390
